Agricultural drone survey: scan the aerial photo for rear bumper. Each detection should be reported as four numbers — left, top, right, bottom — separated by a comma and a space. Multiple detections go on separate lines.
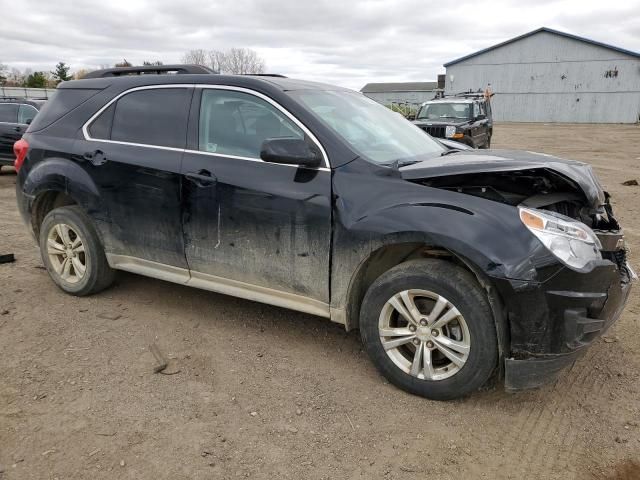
495, 260, 634, 391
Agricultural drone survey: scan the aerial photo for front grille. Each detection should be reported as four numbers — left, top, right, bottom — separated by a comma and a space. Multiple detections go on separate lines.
421, 125, 445, 138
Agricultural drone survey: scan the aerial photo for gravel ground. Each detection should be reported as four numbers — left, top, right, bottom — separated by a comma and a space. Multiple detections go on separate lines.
1, 123, 639, 479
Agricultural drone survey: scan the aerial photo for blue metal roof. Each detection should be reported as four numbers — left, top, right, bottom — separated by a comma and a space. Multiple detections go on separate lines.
443, 27, 640, 67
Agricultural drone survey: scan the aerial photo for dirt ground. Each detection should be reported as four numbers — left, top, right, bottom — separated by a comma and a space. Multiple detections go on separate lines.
1, 123, 639, 480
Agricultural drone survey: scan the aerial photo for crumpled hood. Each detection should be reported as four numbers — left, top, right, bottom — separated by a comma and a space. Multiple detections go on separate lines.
400, 149, 606, 208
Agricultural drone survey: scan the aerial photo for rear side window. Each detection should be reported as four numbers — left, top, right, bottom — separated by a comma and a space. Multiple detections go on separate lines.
89, 88, 191, 149
27, 89, 101, 132
88, 104, 114, 139
0, 104, 18, 123
18, 104, 39, 124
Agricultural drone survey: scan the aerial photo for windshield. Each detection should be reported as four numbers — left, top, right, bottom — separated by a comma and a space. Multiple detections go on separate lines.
288, 90, 444, 165
417, 102, 471, 121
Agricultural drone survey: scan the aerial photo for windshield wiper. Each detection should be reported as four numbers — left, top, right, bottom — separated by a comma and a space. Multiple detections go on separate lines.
397, 159, 422, 167
441, 149, 462, 156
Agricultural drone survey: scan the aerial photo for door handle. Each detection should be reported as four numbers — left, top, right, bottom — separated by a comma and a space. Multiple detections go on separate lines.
14, 126, 22, 132
185, 169, 216, 187
83, 149, 107, 166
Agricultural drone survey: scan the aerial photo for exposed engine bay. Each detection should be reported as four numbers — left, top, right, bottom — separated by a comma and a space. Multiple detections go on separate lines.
412, 168, 619, 228
410, 168, 632, 283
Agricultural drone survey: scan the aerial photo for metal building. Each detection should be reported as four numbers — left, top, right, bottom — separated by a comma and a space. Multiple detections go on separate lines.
443, 27, 640, 123
361, 82, 438, 107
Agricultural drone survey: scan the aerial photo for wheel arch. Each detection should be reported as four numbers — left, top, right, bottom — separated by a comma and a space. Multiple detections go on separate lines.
22, 157, 103, 238
339, 241, 509, 378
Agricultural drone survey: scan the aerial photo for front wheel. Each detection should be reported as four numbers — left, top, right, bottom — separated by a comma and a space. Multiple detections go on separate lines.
39, 206, 115, 296
360, 259, 497, 400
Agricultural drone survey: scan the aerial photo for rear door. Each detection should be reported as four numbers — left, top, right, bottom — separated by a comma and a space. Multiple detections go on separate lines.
0, 103, 20, 161
180, 86, 332, 306
75, 86, 193, 268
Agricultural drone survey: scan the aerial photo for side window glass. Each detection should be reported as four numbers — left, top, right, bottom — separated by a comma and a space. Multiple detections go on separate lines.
0, 104, 18, 123
199, 89, 304, 158
18, 105, 39, 124
88, 103, 115, 140
88, 88, 191, 148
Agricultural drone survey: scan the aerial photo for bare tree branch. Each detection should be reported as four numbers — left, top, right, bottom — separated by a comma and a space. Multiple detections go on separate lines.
180, 47, 266, 75
181, 49, 209, 67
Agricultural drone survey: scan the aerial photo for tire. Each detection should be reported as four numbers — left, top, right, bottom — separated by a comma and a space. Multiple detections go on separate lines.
39, 205, 115, 296
360, 259, 497, 400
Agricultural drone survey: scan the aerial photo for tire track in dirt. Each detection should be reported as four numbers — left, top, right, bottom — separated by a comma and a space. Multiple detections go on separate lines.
533, 349, 606, 477
503, 349, 603, 479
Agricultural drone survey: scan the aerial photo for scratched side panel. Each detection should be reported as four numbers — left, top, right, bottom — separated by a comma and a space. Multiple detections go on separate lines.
71, 138, 187, 268
181, 151, 332, 303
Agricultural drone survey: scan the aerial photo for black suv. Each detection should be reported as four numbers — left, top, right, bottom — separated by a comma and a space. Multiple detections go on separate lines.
412, 94, 492, 148
14, 65, 634, 400
0, 98, 44, 169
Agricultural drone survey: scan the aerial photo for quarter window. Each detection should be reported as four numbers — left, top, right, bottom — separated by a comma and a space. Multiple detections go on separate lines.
0, 104, 18, 123
18, 104, 39, 124
199, 89, 304, 158
88, 88, 191, 149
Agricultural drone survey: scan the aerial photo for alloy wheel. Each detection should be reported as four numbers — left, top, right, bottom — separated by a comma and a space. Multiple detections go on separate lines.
378, 289, 471, 381
46, 223, 87, 284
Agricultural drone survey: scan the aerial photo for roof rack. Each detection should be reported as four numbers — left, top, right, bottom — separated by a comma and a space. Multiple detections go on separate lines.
241, 74, 288, 78
83, 64, 216, 79
432, 89, 494, 101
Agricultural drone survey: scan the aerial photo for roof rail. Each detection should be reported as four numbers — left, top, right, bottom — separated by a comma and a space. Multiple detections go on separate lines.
83, 64, 216, 79
241, 73, 288, 78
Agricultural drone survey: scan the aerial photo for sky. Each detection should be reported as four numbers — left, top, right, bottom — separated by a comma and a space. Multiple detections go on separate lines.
1, 0, 639, 90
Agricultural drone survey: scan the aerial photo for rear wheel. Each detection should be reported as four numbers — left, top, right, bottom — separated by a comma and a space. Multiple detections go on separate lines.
360, 259, 497, 400
39, 206, 115, 296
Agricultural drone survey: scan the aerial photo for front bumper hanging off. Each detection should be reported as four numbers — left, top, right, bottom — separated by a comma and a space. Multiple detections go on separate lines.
495, 236, 635, 391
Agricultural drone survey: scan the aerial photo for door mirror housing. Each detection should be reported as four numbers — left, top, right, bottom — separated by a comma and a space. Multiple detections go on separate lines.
260, 138, 322, 168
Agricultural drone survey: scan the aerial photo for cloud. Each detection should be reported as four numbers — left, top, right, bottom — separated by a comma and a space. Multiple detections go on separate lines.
1, 0, 639, 89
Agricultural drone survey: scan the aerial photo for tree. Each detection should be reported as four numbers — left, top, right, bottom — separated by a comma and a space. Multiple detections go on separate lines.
74, 69, 90, 80
181, 49, 208, 67
180, 47, 266, 74
220, 48, 265, 75
25, 71, 48, 88
114, 59, 132, 67
0, 62, 7, 85
51, 62, 72, 83
142, 60, 163, 66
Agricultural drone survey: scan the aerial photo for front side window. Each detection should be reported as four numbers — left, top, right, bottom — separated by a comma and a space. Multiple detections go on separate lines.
199, 89, 304, 158
88, 88, 191, 149
0, 104, 18, 123
290, 90, 444, 165
18, 104, 39, 125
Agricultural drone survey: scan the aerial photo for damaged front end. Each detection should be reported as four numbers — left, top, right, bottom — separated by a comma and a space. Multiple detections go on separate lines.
401, 150, 635, 390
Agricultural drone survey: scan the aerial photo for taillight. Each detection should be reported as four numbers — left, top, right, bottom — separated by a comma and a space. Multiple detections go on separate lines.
13, 138, 29, 172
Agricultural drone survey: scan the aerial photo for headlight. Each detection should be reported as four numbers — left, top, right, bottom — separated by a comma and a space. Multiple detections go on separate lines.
445, 126, 456, 138
519, 207, 602, 270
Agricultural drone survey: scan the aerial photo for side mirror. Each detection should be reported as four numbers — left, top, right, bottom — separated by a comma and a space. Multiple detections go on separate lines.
260, 138, 322, 168
25, 118, 33, 125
